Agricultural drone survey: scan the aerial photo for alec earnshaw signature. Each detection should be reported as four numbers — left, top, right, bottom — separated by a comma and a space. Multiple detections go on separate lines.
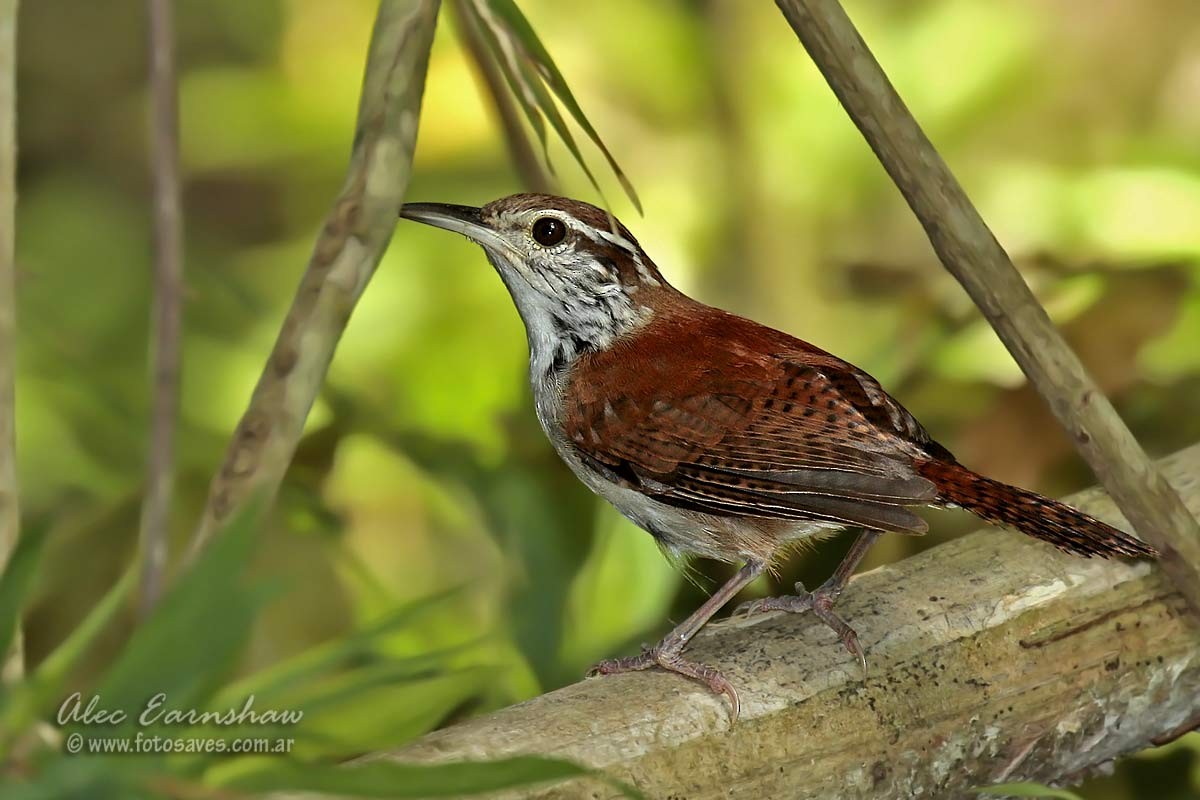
57, 692, 304, 728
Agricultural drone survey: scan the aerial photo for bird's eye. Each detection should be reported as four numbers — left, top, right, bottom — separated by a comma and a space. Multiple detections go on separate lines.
531, 216, 566, 247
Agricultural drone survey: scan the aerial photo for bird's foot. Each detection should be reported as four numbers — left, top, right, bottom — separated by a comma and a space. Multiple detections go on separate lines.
736, 578, 868, 676
587, 639, 742, 722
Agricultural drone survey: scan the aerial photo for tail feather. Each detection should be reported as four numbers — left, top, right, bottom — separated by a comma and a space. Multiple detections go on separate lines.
916, 459, 1156, 559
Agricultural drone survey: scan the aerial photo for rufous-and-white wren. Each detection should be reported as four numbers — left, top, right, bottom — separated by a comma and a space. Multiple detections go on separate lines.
400, 194, 1155, 720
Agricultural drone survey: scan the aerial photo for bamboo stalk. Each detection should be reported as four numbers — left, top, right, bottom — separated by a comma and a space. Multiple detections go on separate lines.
774, 0, 1200, 613
138, 0, 183, 616
383, 443, 1200, 799
188, 0, 442, 558
0, 0, 20, 684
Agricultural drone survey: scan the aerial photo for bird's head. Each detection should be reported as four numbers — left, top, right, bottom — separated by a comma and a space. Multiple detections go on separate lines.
401, 193, 671, 377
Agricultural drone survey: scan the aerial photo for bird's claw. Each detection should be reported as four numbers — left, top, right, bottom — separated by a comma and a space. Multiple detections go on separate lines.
735, 580, 869, 678
586, 645, 656, 677
586, 644, 742, 723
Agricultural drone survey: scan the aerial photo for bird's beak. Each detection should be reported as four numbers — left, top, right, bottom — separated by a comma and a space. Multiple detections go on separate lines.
399, 202, 515, 257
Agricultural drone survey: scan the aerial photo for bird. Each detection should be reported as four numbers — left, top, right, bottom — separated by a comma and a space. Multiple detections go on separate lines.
398, 193, 1156, 720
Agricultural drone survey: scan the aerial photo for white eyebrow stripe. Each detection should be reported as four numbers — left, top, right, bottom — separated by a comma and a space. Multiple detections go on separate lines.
593, 228, 637, 254
584, 226, 661, 287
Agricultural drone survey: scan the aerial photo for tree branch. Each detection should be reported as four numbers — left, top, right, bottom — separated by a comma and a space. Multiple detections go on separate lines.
187, 0, 441, 558
0, 0, 20, 683
138, 0, 183, 617
772, 0, 1200, 613
382, 443, 1200, 798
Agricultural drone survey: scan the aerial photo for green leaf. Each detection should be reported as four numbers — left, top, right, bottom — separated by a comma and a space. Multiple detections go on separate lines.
208, 754, 644, 799
469, 0, 640, 211
0, 756, 158, 800
466, 3, 554, 173
0, 563, 137, 750
482, 0, 640, 210
190, 593, 488, 759
210, 587, 464, 710
976, 782, 1086, 800
1142, 288, 1200, 380
280, 667, 491, 758
0, 523, 49, 672
562, 509, 679, 671
161, 666, 486, 768
516, 57, 606, 202
88, 502, 269, 738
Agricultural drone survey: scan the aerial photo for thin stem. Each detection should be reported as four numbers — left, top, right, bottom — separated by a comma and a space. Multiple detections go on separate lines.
138, 0, 184, 617
775, 0, 1200, 613
187, 0, 442, 559
0, 0, 19, 683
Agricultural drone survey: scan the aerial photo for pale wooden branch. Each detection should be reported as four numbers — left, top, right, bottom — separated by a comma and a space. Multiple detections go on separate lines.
138, 0, 183, 616
451, 0, 554, 193
187, 0, 441, 558
0, 0, 19, 684
382, 444, 1200, 799
773, 0, 1200, 612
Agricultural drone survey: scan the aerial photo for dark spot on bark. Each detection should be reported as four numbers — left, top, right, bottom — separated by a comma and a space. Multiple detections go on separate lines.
273, 347, 297, 377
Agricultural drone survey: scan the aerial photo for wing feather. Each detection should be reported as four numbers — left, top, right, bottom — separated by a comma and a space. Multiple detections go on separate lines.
561, 302, 944, 535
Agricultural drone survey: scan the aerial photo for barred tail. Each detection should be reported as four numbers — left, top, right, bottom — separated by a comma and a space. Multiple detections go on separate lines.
916, 459, 1156, 559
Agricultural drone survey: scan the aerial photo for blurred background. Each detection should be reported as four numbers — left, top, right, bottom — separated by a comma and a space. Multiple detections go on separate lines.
12, 0, 1200, 796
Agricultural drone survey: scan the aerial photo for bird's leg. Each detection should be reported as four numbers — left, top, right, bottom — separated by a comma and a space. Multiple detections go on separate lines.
737, 530, 881, 674
587, 559, 766, 721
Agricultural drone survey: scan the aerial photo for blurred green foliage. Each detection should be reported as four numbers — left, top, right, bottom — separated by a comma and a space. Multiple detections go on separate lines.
1, 503, 632, 796
7, 0, 1200, 797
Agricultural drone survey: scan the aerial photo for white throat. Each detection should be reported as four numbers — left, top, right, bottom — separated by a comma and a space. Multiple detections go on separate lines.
484, 250, 651, 385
